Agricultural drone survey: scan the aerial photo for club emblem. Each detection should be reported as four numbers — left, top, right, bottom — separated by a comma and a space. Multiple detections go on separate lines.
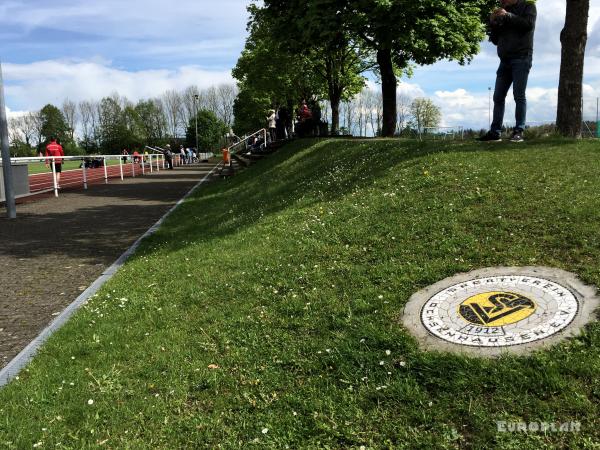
459, 291, 536, 326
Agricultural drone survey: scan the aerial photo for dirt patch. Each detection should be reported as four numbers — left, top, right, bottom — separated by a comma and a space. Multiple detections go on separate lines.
0, 162, 218, 368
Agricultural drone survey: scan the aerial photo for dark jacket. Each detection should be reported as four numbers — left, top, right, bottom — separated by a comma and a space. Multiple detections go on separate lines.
489, 0, 537, 59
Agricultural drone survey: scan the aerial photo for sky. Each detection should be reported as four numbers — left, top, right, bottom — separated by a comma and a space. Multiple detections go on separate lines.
2, 0, 600, 130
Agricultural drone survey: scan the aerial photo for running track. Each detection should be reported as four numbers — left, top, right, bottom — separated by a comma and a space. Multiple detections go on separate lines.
27, 159, 175, 195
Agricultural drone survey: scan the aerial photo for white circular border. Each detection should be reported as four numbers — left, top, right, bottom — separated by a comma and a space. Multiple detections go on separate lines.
402, 267, 600, 357
420, 276, 579, 348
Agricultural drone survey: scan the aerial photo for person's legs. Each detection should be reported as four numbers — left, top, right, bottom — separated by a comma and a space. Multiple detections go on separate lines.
491, 59, 513, 135
511, 57, 532, 133
55, 164, 62, 186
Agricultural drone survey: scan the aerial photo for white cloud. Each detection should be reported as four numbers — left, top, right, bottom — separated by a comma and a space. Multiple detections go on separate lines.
4, 59, 233, 110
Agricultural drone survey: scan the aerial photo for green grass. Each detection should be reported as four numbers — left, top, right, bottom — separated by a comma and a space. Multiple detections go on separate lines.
28, 159, 124, 175
2, 138, 600, 449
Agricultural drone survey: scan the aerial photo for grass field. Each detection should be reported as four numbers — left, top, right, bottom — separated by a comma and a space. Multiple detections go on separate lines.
1, 138, 599, 449
27, 159, 128, 175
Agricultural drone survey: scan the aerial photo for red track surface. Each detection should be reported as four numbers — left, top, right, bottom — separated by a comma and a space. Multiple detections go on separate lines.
28, 161, 169, 194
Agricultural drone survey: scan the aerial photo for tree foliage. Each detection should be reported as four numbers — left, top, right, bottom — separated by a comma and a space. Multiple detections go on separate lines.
246, 0, 496, 137
410, 98, 442, 132
38, 104, 70, 150
257, 0, 369, 134
185, 110, 229, 151
232, 4, 325, 135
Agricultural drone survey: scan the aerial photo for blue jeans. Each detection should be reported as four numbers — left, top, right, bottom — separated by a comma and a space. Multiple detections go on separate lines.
491, 56, 532, 134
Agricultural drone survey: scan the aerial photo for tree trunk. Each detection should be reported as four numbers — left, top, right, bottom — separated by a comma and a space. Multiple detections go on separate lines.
556, 0, 589, 137
330, 96, 340, 135
377, 48, 397, 137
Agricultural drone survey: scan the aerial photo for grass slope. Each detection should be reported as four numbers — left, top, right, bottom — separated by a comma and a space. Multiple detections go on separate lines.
1, 138, 599, 449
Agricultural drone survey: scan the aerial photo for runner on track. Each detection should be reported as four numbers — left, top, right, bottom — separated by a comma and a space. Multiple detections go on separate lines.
45, 136, 64, 188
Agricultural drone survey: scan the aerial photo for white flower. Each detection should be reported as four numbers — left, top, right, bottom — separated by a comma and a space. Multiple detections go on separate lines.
399, 361, 406, 367
87, 399, 94, 405
385, 350, 391, 356
378, 295, 383, 299
379, 361, 385, 366
262, 428, 269, 434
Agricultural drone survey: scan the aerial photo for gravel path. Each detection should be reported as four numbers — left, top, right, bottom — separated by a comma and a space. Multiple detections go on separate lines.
0, 162, 218, 369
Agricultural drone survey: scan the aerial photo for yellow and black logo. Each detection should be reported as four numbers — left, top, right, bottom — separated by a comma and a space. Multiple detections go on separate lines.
458, 292, 536, 327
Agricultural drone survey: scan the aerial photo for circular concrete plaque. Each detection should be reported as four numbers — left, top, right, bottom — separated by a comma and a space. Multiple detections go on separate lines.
402, 267, 599, 356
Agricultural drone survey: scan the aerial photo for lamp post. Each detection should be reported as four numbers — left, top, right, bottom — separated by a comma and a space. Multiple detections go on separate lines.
0, 61, 16, 219
194, 94, 199, 155
488, 86, 492, 129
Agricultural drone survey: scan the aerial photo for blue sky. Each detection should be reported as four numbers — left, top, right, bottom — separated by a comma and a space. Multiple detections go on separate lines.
3, 0, 600, 129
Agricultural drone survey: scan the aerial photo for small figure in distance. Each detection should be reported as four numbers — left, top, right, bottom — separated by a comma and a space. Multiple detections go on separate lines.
164, 144, 174, 169
45, 136, 64, 188
478, 0, 537, 143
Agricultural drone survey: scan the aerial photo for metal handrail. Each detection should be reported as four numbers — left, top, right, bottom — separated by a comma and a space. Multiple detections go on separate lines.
228, 128, 268, 155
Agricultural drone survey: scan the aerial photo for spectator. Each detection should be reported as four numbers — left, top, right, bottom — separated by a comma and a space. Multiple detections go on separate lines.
132, 150, 141, 164
299, 100, 312, 123
267, 109, 277, 142
180, 145, 186, 164
276, 107, 289, 140
45, 136, 64, 188
478, 0, 537, 142
164, 144, 174, 169
121, 149, 129, 163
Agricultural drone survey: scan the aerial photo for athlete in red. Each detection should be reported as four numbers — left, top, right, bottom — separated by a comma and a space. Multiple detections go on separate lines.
45, 136, 65, 188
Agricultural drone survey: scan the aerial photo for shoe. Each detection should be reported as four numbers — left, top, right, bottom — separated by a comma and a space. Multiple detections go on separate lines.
510, 130, 524, 142
477, 131, 502, 142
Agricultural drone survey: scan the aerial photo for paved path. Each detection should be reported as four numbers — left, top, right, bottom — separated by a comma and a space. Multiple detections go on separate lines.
0, 162, 217, 369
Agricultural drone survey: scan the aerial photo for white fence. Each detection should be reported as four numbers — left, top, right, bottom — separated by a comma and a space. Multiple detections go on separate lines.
3, 153, 175, 199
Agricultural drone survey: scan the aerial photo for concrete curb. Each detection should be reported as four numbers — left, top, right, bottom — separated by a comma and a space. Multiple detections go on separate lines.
0, 163, 221, 387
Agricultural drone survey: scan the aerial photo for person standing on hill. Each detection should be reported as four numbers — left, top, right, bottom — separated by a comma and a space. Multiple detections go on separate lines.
267, 109, 277, 142
478, 0, 537, 143
45, 136, 64, 188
